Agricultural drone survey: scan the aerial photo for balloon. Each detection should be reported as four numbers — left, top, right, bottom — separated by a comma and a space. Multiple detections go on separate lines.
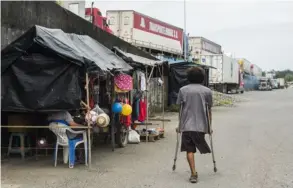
121, 104, 132, 116
112, 102, 122, 113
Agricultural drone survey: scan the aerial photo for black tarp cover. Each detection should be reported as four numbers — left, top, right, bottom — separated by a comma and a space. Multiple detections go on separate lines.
1, 25, 132, 112
168, 62, 212, 105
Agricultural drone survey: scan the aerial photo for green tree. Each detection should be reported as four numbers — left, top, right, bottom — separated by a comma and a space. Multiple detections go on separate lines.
284, 74, 293, 82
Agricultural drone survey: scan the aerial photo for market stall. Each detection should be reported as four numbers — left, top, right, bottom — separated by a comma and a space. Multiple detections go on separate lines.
113, 47, 169, 142
1, 25, 133, 167
168, 61, 214, 105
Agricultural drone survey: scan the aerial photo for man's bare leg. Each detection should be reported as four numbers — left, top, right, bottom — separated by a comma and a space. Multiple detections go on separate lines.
187, 152, 198, 183
187, 152, 196, 175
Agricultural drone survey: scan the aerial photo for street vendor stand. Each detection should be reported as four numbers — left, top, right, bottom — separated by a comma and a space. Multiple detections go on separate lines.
113, 47, 169, 142
1, 25, 133, 168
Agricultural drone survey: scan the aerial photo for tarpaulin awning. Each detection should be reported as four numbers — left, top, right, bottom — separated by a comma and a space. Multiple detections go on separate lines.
1, 25, 132, 112
168, 61, 211, 105
169, 60, 217, 69
113, 47, 163, 67
2, 25, 132, 73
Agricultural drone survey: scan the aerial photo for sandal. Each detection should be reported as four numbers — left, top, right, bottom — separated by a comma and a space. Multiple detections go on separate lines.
189, 173, 198, 183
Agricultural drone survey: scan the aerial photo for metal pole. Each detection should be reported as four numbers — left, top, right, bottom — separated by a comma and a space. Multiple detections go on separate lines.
91, 2, 94, 26
162, 64, 165, 137
184, 0, 187, 61
85, 73, 92, 168
145, 66, 149, 142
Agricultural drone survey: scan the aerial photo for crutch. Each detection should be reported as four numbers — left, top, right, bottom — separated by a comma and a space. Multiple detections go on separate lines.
206, 104, 217, 172
172, 102, 183, 171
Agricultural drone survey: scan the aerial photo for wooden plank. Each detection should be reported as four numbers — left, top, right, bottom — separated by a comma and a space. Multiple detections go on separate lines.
148, 118, 171, 122
0, 125, 91, 129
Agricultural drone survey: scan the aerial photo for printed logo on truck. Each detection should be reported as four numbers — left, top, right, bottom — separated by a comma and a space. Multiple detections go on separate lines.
133, 12, 183, 44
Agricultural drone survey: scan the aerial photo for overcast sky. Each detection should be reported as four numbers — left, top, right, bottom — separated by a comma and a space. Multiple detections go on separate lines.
86, 0, 293, 71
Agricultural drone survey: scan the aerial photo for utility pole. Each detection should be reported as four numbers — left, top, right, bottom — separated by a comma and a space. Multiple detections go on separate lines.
184, 0, 187, 61
91, 2, 94, 25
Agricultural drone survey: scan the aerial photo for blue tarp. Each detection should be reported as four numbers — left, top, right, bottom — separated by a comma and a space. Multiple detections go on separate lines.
243, 74, 260, 90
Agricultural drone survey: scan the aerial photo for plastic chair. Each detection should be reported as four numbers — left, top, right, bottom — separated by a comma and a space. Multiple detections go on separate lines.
49, 122, 88, 168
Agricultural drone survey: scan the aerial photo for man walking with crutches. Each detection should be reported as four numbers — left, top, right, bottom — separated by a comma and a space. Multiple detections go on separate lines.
175, 66, 213, 183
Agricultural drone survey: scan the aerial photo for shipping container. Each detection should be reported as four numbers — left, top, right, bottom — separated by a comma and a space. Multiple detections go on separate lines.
200, 54, 242, 93
106, 10, 184, 55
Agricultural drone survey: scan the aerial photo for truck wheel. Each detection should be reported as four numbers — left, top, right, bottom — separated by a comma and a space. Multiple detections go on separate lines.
222, 85, 228, 94
115, 123, 128, 148
240, 91, 244, 94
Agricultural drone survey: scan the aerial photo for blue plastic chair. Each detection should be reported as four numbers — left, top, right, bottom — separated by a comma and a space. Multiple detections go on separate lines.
49, 122, 88, 168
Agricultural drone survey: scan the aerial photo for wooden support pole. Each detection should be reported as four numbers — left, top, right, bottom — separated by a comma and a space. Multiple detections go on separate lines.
85, 73, 92, 168
162, 64, 165, 133
0, 125, 91, 129
145, 66, 149, 142
111, 75, 115, 151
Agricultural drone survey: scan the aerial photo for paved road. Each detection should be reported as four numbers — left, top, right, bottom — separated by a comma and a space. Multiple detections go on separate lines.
2, 88, 293, 188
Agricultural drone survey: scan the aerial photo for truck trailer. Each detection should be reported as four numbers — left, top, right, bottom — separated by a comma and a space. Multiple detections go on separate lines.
106, 10, 184, 55
200, 54, 243, 94
277, 78, 285, 89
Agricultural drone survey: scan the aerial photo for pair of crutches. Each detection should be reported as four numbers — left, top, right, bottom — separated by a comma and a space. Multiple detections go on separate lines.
172, 103, 217, 172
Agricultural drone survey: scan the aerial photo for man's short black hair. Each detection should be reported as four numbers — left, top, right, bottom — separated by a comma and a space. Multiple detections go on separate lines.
187, 66, 205, 84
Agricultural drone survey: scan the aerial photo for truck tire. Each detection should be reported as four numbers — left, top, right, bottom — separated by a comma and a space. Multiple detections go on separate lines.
222, 85, 228, 94
240, 91, 244, 94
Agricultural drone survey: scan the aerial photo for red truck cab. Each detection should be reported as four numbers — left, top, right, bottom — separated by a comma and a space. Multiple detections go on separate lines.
85, 8, 113, 34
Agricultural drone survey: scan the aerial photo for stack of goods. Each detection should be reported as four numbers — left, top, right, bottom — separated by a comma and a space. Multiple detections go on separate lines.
138, 128, 159, 136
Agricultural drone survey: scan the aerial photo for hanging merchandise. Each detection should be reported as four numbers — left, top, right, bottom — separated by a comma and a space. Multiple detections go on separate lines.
138, 97, 147, 122
96, 113, 110, 128
132, 71, 139, 90
139, 71, 147, 91
120, 98, 132, 127
114, 85, 129, 93
121, 104, 132, 116
114, 73, 133, 91
112, 102, 123, 113
132, 91, 142, 121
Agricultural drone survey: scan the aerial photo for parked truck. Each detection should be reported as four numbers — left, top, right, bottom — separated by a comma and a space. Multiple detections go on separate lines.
258, 77, 272, 91
106, 10, 184, 55
200, 54, 243, 94
277, 78, 285, 89
85, 7, 113, 34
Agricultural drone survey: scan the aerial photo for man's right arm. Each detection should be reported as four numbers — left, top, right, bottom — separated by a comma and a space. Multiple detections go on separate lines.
65, 112, 84, 127
176, 89, 184, 132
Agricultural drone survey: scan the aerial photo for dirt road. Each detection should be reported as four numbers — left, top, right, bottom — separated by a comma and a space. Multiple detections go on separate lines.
2, 89, 293, 188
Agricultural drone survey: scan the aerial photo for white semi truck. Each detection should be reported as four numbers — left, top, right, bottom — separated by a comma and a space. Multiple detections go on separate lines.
259, 77, 272, 91
199, 54, 243, 94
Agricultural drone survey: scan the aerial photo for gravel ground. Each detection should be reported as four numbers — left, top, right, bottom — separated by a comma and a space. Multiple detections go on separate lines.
2, 88, 293, 188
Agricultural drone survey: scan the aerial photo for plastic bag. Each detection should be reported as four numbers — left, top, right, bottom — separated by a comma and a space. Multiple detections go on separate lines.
128, 130, 140, 144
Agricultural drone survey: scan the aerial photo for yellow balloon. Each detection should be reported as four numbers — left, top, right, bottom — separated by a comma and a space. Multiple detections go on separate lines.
121, 104, 132, 116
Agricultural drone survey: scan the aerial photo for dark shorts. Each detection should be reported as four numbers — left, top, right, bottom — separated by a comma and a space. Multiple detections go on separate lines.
181, 131, 211, 154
